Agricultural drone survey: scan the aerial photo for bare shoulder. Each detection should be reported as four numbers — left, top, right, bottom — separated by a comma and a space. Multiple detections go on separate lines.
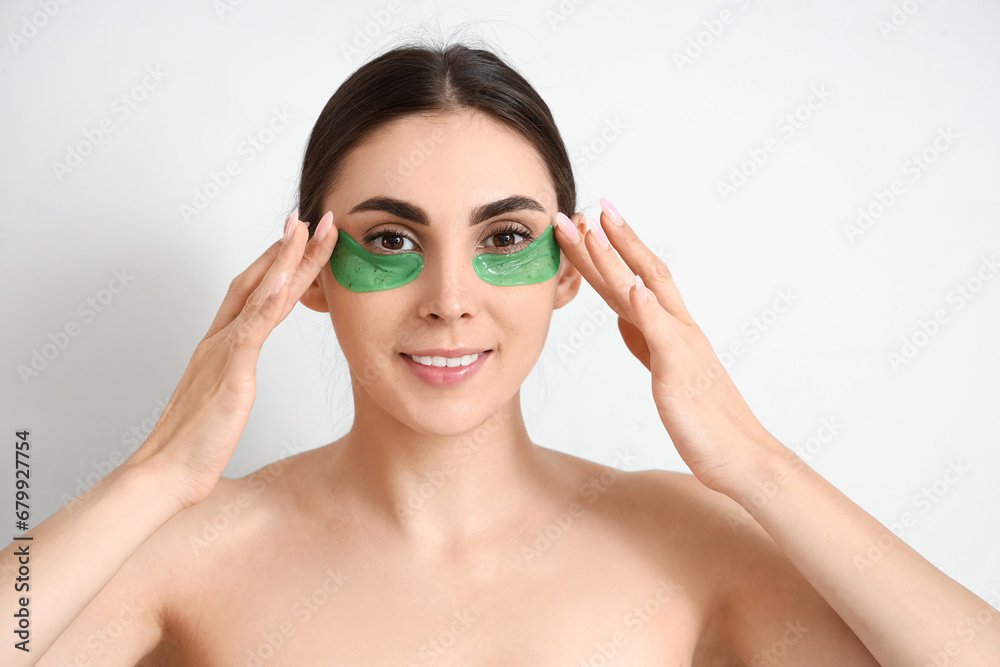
38, 459, 302, 667
539, 447, 750, 545
146, 450, 315, 644
164, 447, 317, 566
570, 460, 797, 592
535, 448, 750, 593
582, 462, 878, 665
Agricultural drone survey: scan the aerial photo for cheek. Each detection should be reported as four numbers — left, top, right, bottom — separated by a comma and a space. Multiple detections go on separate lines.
491, 288, 555, 345
327, 299, 401, 382
327, 292, 379, 345
327, 290, 416, 352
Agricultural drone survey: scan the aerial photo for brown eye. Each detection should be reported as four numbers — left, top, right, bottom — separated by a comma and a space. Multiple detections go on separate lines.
493, 231, 516, 248
382, 234, 404, 250
484, 227, 528, 251
365, 231, 416, 253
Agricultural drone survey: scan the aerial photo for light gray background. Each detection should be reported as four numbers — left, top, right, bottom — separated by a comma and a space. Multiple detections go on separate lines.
2, 0, 998, 606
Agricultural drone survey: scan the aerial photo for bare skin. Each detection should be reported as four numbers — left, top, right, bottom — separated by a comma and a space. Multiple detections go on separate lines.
46, 441, 871, 666
7, 109, 996, 666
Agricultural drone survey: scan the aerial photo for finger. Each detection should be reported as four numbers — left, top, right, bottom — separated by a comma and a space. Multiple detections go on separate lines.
617, 314, 651, 371
598, 200, 695, 326
204, 232, 286, 340
225, 265, 292, 367
206, 209, 334, 340
583, 214, 646, 324
224, 214, 314, 362
554, 211, 634, 325
628, 274, 681, 370
273, 211, 336, 325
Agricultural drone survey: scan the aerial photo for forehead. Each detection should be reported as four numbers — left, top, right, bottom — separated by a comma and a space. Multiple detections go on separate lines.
325, 109, 558, 217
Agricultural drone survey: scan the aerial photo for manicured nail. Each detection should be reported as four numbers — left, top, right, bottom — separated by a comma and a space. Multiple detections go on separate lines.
600, 198, 622, 226
635, 274, 647, 302
315, 211, 334, 242
555, 212, 579, 242
284, 209, 298, 240
592, 219, 610, 250
271, 271, 287, 296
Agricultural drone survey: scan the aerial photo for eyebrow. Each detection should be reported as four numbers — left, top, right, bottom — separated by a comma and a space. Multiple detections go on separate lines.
347, 195, 547, 226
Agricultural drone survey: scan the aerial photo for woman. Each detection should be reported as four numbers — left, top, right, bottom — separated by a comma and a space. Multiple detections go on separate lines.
4, 40, 998, 666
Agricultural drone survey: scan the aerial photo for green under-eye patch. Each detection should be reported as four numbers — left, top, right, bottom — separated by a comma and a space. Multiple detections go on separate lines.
472, 223, 561, 286
328, 228, 424, 292
329, 223, 562, 292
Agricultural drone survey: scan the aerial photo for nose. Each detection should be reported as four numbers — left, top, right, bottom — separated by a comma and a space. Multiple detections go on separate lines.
415, 244, 481, 322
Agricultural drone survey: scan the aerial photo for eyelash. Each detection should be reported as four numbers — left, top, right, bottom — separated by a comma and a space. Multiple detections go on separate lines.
362, 223, 534, 255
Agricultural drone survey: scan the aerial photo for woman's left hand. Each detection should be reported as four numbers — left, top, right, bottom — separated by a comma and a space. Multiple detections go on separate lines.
554, 200, 785, 493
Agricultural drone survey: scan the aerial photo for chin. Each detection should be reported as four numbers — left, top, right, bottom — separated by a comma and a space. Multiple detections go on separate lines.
394, 395, 502, 439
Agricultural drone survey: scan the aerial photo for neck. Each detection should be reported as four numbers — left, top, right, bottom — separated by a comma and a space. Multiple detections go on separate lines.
327, 380, 552, 551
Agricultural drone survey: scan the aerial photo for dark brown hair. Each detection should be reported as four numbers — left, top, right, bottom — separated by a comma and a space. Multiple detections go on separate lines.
297, 40, 576, 236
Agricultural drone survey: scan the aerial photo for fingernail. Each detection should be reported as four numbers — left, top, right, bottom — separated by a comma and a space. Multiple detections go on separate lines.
600, 198, 622, 226
555, 212, 578, 242
635, 274, 647, 302
315, 211, 334, 242
284, 211, 297, 240
592, 219, 610, 250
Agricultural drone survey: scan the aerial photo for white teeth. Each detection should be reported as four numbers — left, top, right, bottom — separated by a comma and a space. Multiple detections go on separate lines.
408, 352, 483, 368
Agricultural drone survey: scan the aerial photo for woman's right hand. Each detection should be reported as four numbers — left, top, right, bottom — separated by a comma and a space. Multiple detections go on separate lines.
125, 209, 336, 510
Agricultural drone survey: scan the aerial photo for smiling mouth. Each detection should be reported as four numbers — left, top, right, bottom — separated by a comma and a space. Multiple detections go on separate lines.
401, 350, 492, 368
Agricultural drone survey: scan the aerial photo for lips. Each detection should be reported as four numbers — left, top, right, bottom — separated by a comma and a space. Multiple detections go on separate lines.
401, 349, 492, 387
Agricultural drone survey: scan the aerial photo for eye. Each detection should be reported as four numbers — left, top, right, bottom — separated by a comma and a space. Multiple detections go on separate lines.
361, 223, 535, 255
481, 223, 533, 253
363, 228, 417, 254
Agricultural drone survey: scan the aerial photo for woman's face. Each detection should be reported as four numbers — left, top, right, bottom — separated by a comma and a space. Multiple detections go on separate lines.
300, 109, 583, 436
